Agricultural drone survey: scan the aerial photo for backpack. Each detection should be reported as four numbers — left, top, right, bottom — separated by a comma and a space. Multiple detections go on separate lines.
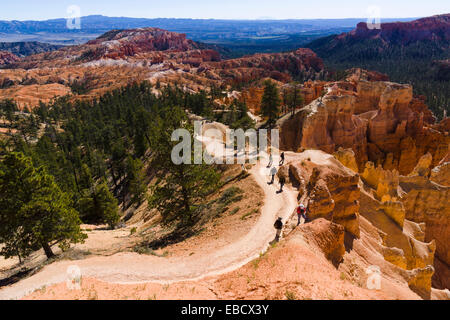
297, 207, 305, 215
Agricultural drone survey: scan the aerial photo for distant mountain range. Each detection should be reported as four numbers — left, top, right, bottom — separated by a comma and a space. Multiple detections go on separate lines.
0, 15, 416, 56
0, 41, 62, 57
307, 14, 449, 53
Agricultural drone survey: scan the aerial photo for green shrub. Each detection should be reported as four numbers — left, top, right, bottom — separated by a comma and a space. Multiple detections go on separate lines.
230, 207, 240, 215
219, 187, 244, 205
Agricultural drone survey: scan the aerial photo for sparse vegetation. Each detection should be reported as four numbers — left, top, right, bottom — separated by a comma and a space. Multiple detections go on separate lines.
219, 187, 244, 205
230, 207, 240, 215
285, 290, 297, 300
241, 209, 258, 220
69, 79, 90, 95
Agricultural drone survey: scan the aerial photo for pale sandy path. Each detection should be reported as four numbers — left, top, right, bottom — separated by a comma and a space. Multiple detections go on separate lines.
0, 159, 297, 300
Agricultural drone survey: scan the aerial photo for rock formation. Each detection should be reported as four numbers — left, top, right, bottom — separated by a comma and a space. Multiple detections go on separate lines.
0, 28, 324, 109
357, 179, 437, 299
337, 149, 450, 291
279, 70, 450, 175
400, 162, 450, 290
310, 14, 450, 54
334, 148, 359, 173
346, 14, 450, 44
208, 48, 323, 84
0, 50, 20, 65
280, 150, 361, 238
300, 218, 346, 267
430, 162, 450, 186
279, 150, 440, 298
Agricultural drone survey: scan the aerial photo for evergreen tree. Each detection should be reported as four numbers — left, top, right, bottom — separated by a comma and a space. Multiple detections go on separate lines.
78, 180, 120, 229
148, 107, 221, 224
228, 100, 255, 130
0, 152, 86, 260
285, 83, 304, 117
261, 80, 281, 127
0, 99, 17, 124
126, 156, 147, 206
95, 182, 120, 228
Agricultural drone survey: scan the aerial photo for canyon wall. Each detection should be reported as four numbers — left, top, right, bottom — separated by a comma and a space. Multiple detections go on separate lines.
279, 71, 450, 175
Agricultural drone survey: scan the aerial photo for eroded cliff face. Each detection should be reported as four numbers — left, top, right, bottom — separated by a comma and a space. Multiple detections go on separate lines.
335, 149, 450, 292
279, 71, 450, 176
349, 14, 450, 44
399, 159, 450, 290
279, 76, 449, 293
279, 150, 441, 298
280, 151, 361, 238
238, 79, 326, 116
315, 14, 450, 54
430, 162, 450, 186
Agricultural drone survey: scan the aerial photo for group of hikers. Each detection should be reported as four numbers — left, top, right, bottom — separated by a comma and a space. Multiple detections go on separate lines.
274, 203, 308, 242
268, 150, 309, 242
267, 152, 286, 193
240, 149, 309, 242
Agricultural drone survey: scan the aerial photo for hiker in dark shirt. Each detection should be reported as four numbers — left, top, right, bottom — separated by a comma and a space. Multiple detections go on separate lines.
279, 152, 285, 166
277, 175, 286, 193
274, 217, 283, 241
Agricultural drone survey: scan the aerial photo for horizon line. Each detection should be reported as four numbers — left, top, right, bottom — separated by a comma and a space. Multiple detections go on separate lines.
0, 14, 433, 23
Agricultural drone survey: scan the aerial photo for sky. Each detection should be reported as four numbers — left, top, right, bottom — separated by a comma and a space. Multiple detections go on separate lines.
0, 0, 448, 21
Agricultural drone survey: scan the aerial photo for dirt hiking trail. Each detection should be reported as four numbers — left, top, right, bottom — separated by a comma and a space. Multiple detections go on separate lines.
0, 156, 298, 300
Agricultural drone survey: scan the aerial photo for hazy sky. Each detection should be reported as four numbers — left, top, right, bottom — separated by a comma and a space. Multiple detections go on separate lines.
0, 0, 448, 20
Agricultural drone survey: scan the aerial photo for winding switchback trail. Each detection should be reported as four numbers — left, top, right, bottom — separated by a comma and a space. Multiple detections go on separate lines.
0, 154, 298, 300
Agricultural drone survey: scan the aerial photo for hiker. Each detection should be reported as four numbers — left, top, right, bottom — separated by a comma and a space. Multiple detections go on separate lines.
279, 152, 285, 166
274, 217, 284, 241
297, 203, 308, 226
268, 166, 277, 185
267, 153, 273, 168
277, 175, 286, 193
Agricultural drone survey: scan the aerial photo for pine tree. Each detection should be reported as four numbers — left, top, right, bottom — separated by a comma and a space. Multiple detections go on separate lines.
261, 80, 281, 127
77, 179, 120, 229
95, 182, 120, 228
0, 152, 86, 260
148, 107, 221, 224
286, 83, 304, 117
126, 156, 147, 206
229, 100, 255, 130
